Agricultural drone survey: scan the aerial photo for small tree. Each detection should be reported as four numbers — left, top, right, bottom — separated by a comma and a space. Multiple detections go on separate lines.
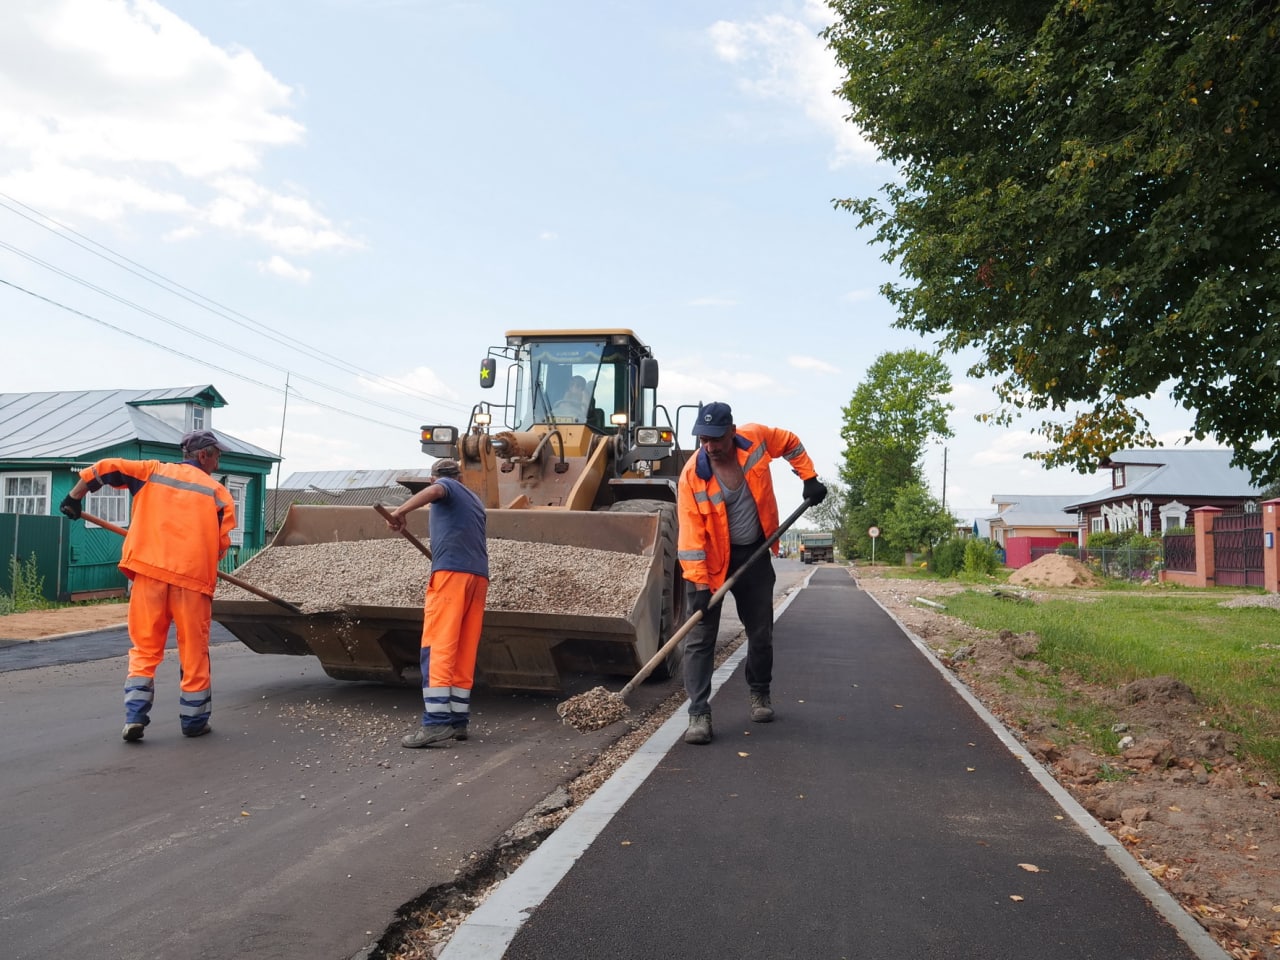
962, 539, 1000, 578
882, 481, 955, 559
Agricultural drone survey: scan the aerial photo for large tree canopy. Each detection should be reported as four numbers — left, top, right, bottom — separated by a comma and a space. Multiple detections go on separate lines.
825, 1, 1280, 481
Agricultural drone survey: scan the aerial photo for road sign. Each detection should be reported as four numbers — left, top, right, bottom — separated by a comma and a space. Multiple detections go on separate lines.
868, 526, 880, 538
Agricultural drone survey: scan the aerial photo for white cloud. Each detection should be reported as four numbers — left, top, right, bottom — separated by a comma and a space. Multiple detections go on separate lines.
538, 230, 558, 241
843, 288, 877, 303
359, 366, 458, 402
789, 354, 839, 375
258, 255, 311, 283
708, 1, 876, 168
0, 0, 357, 256
969, 430, 1052, 468
688, 296, 737, 308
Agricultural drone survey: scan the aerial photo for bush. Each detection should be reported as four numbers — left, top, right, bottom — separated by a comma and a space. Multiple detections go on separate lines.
931, 538, 968, 578
1087, 530, 1122, 550
1, 553, 51, 614
962, 539, 1000, 577
1056, 541, 1080, 556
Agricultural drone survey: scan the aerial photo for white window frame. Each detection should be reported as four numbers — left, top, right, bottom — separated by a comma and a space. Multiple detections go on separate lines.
223, 475, 248, 547
190, 405, 206, 431
85, 486, 131, 528
3, 472, 51, 515
1091, 516, 1105, 533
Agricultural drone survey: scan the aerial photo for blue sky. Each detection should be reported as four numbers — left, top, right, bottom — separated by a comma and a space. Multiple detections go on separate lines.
0, 0, 1207, 522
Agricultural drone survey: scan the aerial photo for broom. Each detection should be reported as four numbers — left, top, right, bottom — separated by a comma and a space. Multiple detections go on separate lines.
556, 498, 815, 732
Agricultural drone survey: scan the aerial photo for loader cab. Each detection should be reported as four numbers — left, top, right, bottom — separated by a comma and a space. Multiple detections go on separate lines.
483, 329, 661, 437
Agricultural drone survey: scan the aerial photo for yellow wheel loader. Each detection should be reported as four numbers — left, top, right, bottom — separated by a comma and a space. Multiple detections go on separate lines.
213, 329, 695, 693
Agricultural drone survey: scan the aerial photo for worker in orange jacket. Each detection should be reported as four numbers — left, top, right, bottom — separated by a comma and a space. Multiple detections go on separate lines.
61, 430, 236, 743
676, 402, 827, 745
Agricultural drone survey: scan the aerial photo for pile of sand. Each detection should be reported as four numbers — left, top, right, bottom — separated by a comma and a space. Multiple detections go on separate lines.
1007, 552, 1101, 588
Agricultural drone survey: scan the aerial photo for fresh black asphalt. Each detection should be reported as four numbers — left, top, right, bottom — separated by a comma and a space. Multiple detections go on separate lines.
473, 567, 1219, 960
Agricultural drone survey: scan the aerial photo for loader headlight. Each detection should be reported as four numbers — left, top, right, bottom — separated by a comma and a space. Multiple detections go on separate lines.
421, 425, 457, 444
420, 425, 459, 458
635, 427, 673, 446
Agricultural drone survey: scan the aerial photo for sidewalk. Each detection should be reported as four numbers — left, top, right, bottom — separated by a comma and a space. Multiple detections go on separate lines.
440, 567, 1227, 960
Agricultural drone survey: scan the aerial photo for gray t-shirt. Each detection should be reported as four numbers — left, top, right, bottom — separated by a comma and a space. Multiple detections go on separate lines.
721, 479, 764, 546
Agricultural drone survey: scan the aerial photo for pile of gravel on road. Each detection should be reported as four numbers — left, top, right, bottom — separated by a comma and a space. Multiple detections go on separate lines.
215, 537, 651, 617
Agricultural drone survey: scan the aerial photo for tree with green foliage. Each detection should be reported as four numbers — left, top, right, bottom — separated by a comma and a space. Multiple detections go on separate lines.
825, 2, 1280, 482
882, 481, 956, 558
840, 349, 954, 558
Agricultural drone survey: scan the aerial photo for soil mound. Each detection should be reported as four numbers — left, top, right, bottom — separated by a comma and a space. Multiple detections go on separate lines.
1007, 552, 1100, 588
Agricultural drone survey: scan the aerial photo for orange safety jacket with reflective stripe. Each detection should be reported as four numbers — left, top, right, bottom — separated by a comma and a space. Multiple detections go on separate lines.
677, 423, 817, 591
80, 458, 236, 596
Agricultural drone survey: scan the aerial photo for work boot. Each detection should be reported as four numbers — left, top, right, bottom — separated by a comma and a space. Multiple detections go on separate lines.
749, 692, 774, 723
451, 723, 469, 741
684, 713, 713, 745
122, 723, 145, 742
183, 724, 212, 738
402, 725, 457, 749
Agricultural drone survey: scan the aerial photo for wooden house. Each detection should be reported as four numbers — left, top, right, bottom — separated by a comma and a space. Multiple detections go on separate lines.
1062, 449, 1262, 538
0, 386, 278, 600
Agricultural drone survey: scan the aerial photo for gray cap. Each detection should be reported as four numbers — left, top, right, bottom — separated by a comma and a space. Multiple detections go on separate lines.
181, 429, 227, 453
431, 458, 461, 478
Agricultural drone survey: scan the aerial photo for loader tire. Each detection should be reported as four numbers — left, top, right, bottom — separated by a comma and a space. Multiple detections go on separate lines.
608, 499, 684, 681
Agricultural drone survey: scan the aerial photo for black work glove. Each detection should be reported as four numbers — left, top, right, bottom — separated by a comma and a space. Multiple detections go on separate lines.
802, 477, 828, 505
688, 589, 711, 618
60, 494, 83, 520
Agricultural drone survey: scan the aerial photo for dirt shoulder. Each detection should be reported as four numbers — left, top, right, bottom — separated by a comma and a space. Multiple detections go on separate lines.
0, 603, 129, 641
856, 568, 1280, 960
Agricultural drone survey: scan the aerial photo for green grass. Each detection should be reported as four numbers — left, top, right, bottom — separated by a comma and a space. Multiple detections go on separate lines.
942, 586, 1280, 774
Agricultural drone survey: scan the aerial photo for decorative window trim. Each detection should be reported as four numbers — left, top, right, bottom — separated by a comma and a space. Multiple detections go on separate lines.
222, 475, 248, 547
1111, 465, 1126, 489
3, 472, 51, 515
85, 486, 130, 528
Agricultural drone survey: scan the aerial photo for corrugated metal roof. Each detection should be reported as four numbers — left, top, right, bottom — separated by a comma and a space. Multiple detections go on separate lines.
1064, 449, 1260, 510
986, 494, 1083, 527
0, 387, 275, 461
278, 469, 430, 492
266, 485, 413, 530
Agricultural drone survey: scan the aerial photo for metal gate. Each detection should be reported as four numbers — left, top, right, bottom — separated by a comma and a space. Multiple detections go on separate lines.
1212, 510, 1264, 587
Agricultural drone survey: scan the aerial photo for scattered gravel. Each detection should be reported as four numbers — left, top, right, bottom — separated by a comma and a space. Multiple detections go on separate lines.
215, 538, 652, 616
556, 685, 630, 732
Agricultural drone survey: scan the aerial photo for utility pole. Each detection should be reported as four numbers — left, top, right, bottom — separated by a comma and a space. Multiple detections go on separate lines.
941, 446, 948, 513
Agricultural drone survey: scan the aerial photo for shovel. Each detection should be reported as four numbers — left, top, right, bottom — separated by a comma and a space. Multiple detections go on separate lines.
556, 497, 816, 731
81, 511, 304, 614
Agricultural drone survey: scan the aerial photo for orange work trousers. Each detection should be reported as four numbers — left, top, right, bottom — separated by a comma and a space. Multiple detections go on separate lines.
420, 570, 488, 690
127, 573, 213, 693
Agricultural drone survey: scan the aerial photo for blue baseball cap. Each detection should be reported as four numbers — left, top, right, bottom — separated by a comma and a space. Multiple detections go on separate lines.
692, 401, 734, 438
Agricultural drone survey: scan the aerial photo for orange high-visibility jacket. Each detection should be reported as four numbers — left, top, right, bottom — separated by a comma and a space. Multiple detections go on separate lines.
80, 458, 236, 596
677, 423, 818, 591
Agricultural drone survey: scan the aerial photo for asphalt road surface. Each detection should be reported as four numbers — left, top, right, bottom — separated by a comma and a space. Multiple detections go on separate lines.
0, 561, 811, 960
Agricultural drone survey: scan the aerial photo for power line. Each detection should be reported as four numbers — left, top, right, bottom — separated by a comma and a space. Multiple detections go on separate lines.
0, 191, 469, 412
0, 277, 418, 434
0, 237, 465, 423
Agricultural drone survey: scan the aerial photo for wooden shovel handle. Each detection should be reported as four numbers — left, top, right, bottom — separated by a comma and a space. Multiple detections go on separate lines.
79, 511, 304, 614
373, 503, 432, 560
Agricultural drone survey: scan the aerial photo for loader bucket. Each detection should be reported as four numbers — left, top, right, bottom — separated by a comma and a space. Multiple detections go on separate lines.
213, 504, 669, 693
